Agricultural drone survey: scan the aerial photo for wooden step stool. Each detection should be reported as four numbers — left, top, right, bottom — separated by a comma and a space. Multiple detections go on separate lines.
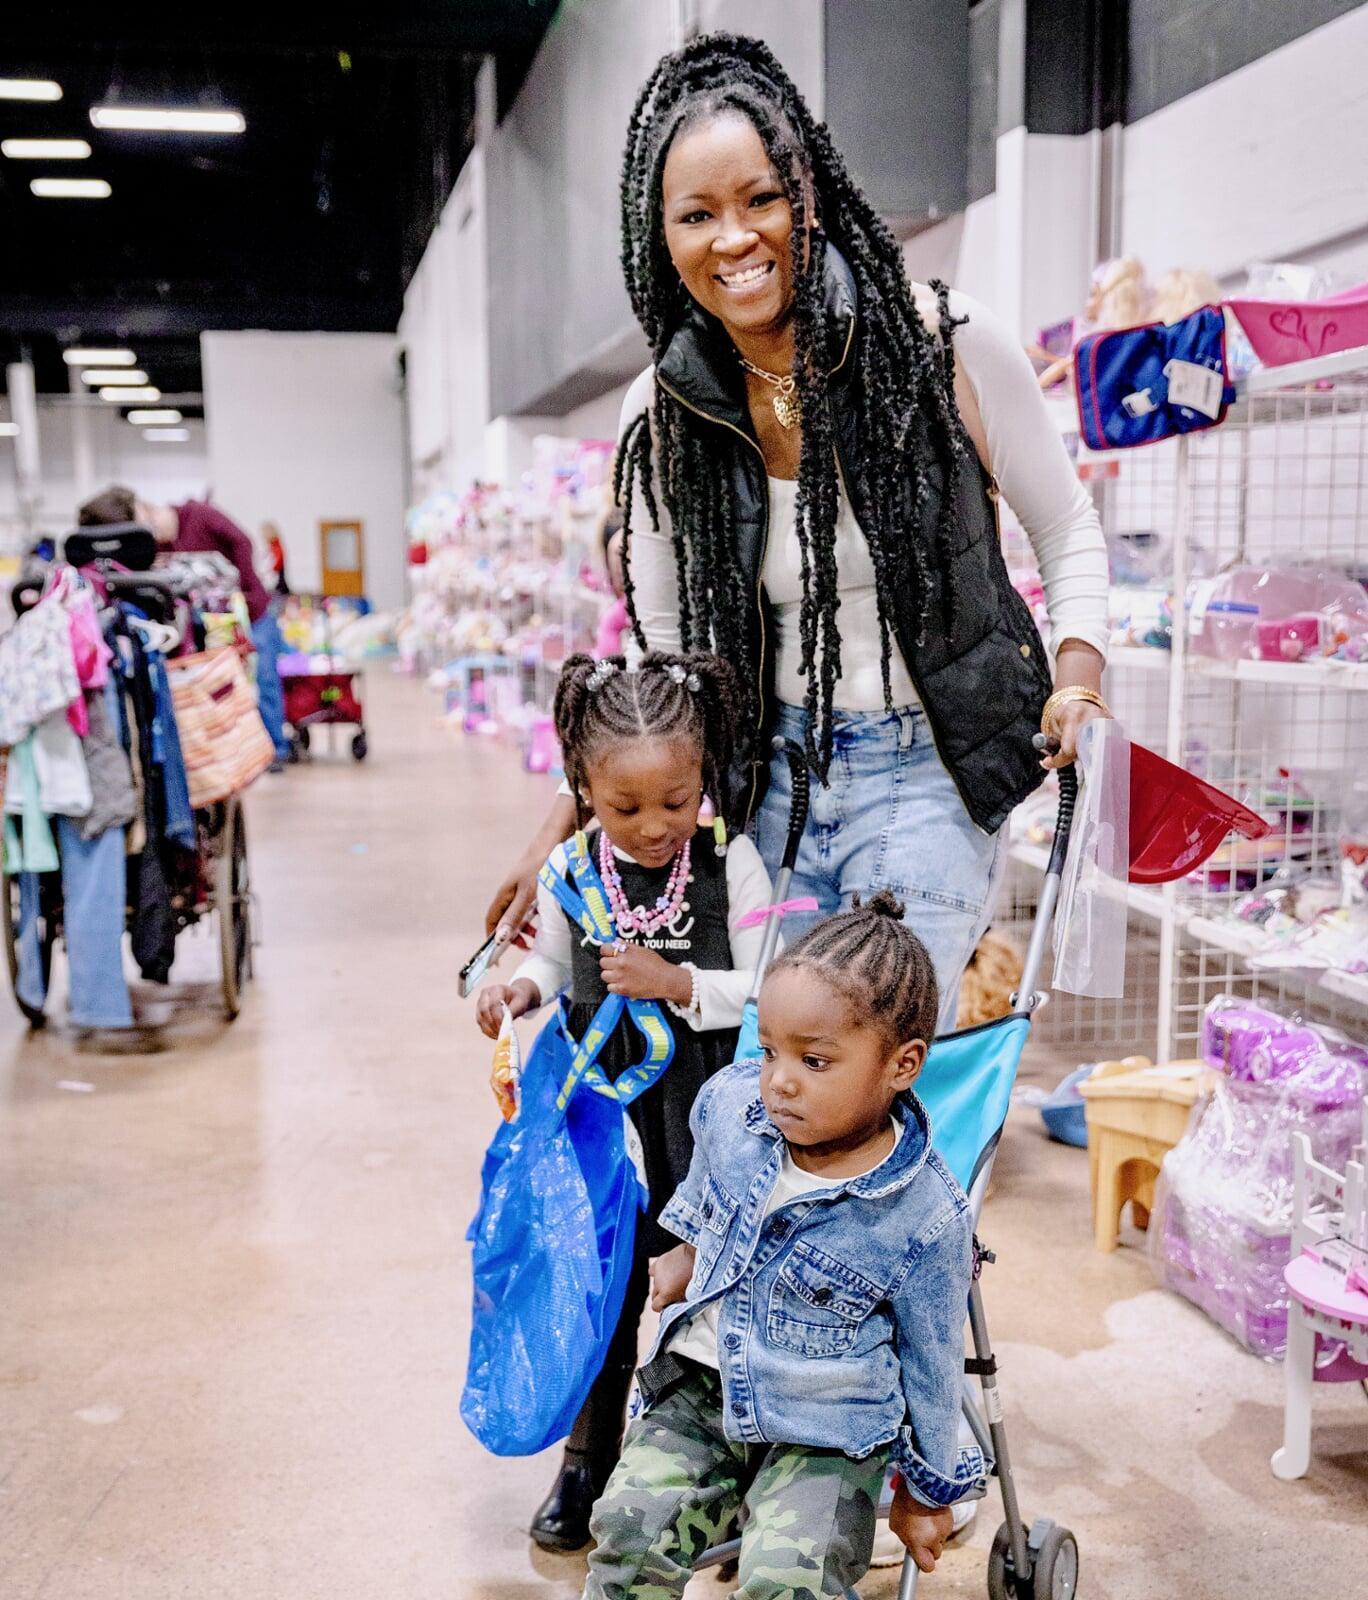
1078, 1057, 1219, 1252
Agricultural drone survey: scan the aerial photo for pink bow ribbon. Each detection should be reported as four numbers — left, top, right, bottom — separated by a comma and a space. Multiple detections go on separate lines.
734, 897, 820, 930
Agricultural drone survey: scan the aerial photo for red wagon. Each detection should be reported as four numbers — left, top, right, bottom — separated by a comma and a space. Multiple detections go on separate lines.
281, 659, 368, 761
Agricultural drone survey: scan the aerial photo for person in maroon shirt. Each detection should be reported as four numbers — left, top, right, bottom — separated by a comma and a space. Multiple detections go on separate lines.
77, 484, 290, 765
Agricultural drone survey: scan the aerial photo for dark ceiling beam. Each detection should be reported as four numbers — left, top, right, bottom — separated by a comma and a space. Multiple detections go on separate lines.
0, 5, 559, 57
0, 296, 403, 338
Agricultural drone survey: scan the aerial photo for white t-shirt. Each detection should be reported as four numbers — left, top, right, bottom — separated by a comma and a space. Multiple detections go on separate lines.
619, 288, 1109, 712
668, 1112, 904, 1369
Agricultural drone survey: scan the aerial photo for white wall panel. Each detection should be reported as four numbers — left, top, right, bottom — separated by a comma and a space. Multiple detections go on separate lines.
203, 333, 406, 609
1120, 7, 1368, 279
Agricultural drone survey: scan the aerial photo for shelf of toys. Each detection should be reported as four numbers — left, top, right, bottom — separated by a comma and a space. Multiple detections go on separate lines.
1000, 336, 1368, 1069
400, 435, 615, 777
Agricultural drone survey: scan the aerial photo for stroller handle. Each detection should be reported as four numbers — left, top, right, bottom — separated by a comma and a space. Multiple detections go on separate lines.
776, 737, 810, 876
745, 738, 813, 1005
1049, 762, 1079, 872
1015, 760, 1080, 1013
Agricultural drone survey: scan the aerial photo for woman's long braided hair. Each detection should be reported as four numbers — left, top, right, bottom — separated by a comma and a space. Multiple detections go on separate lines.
554, 651, 743, 831
769, 890, 940, 1048
617, 31, 969, 780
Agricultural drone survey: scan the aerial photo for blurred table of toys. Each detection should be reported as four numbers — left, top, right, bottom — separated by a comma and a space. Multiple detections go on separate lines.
400, 436, 618, 780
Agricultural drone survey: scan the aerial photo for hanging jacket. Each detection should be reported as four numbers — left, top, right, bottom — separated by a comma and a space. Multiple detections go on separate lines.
648, 245, 1054, 833
0, 599, 80, 748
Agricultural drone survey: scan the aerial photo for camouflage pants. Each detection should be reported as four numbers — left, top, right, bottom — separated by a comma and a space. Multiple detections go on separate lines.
585, 1364, 886, 1600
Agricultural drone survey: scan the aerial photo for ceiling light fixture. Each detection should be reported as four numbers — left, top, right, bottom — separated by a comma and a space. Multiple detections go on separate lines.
0, 78, 62, 101
63, 348, 136, 366
80, 368, 149, 386
0, 422, 19, 437
90, 105, 245, 134
30, 177, 111, 198
143, 428, 190, 443
100, 385, 159, 402
127, 409, 182, 425
3, 138, 91, 159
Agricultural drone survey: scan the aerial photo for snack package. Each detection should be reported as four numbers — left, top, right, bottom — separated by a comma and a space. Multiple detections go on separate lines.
490, 1003, 522, 1122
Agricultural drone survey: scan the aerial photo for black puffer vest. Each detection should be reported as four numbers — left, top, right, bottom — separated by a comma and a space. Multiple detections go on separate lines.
649, 245, 1053, 835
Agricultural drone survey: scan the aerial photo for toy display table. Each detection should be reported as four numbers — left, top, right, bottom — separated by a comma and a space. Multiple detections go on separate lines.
1079, 1057, 1219, 1252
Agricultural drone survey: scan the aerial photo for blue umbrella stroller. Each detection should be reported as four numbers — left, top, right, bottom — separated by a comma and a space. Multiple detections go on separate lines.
694, 739, 1081, 1600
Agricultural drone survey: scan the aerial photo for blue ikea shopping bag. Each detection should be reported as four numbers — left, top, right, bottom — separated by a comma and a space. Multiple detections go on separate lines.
1075, 305, 1235, 451
461, 834, 677, 1457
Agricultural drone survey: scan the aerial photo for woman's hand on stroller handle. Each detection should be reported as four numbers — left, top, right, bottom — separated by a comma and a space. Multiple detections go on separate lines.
1038, 697, 1109, 770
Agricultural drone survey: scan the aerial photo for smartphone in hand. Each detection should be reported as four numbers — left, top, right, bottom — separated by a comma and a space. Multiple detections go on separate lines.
458, 925, 530, 998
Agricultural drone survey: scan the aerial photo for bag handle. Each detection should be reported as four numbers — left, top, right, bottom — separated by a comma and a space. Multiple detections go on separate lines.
554, 992, 677, 1110
541, 835, 678, 1109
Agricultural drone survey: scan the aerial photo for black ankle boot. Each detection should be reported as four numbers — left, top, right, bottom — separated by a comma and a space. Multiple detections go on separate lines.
529, 1457, 604, 1552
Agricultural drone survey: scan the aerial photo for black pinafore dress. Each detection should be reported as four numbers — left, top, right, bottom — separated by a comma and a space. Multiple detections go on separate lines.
563, 827, 738, 1257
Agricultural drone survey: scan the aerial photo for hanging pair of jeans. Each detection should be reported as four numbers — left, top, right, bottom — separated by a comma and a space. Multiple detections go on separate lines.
116, 621, 180, 983
144, 644, 194, 850
250, 609, 290, 760
14, 820, 133, 1029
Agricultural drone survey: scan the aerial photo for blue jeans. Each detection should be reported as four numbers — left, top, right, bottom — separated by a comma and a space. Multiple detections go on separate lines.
16, 818, 134, 1030
250, 611, 289, 759
753, 703, 1006, 1029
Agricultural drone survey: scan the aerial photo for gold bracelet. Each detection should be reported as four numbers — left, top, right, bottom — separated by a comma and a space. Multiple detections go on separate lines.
1041, 686, 1110, 737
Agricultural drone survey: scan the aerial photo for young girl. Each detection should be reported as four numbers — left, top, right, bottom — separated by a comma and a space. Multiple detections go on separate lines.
476, 650, 775, 1552
585, 894, 985, 1598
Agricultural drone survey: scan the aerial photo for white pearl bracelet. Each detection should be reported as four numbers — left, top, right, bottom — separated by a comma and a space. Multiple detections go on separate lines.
667, 962, 701, 1024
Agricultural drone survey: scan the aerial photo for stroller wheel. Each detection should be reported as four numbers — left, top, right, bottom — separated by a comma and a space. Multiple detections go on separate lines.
987, 1524, 1015, 1600
988, 1520, 1079, 1600
1031, 1526, 1078, 1599
351, 731, 368, 761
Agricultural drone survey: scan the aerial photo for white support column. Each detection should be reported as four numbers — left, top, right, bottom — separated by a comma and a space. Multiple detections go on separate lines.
70, 364, 96, 504
5, 360, 42, 539
993, 126, 1097, 342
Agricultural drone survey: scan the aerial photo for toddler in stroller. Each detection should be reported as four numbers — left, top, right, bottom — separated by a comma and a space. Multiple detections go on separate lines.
585, 893, 985, 1598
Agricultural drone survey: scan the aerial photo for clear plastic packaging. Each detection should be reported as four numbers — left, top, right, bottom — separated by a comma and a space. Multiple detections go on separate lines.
1241, 262, 1354, 302
1186, 564, 1368, 661
1052, 719, 1130, 998
1150, 997, 1368, 1356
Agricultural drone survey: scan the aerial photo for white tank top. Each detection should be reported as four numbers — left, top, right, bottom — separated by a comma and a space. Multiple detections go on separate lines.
763, 475, 921, 713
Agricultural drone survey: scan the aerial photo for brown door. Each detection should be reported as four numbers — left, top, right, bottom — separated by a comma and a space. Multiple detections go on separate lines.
320, 520, 365, 597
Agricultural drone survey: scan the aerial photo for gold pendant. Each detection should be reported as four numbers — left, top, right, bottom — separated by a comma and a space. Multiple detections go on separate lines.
772, 387, 801, 430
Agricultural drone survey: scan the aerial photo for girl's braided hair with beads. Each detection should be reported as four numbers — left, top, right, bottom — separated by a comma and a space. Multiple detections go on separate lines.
554, 651, 743, 831
616, 31, 969, 782
769, 890, 940, 1048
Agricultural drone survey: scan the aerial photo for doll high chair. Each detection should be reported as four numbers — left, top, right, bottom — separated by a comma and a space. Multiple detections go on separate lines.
1270, 1101, 1368, 1481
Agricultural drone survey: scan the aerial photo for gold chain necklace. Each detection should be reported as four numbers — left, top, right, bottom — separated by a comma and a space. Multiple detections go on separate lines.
737, 354, 801, 430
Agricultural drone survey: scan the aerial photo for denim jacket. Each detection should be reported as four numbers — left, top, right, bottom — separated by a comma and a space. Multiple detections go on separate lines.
641, 1061, 988, 1507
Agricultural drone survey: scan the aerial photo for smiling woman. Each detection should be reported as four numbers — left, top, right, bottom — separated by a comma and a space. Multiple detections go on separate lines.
487, 32, 1112, 1034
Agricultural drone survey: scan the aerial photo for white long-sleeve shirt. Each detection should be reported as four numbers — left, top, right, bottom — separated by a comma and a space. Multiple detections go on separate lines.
514, 832, 775, 1033
620, 288, 1109, 710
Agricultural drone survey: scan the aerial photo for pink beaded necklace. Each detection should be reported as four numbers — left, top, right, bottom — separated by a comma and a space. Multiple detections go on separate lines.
598, 829, 692, 940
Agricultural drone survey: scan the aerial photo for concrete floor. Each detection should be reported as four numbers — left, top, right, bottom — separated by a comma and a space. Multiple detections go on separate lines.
1, 671, 1365, 1600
